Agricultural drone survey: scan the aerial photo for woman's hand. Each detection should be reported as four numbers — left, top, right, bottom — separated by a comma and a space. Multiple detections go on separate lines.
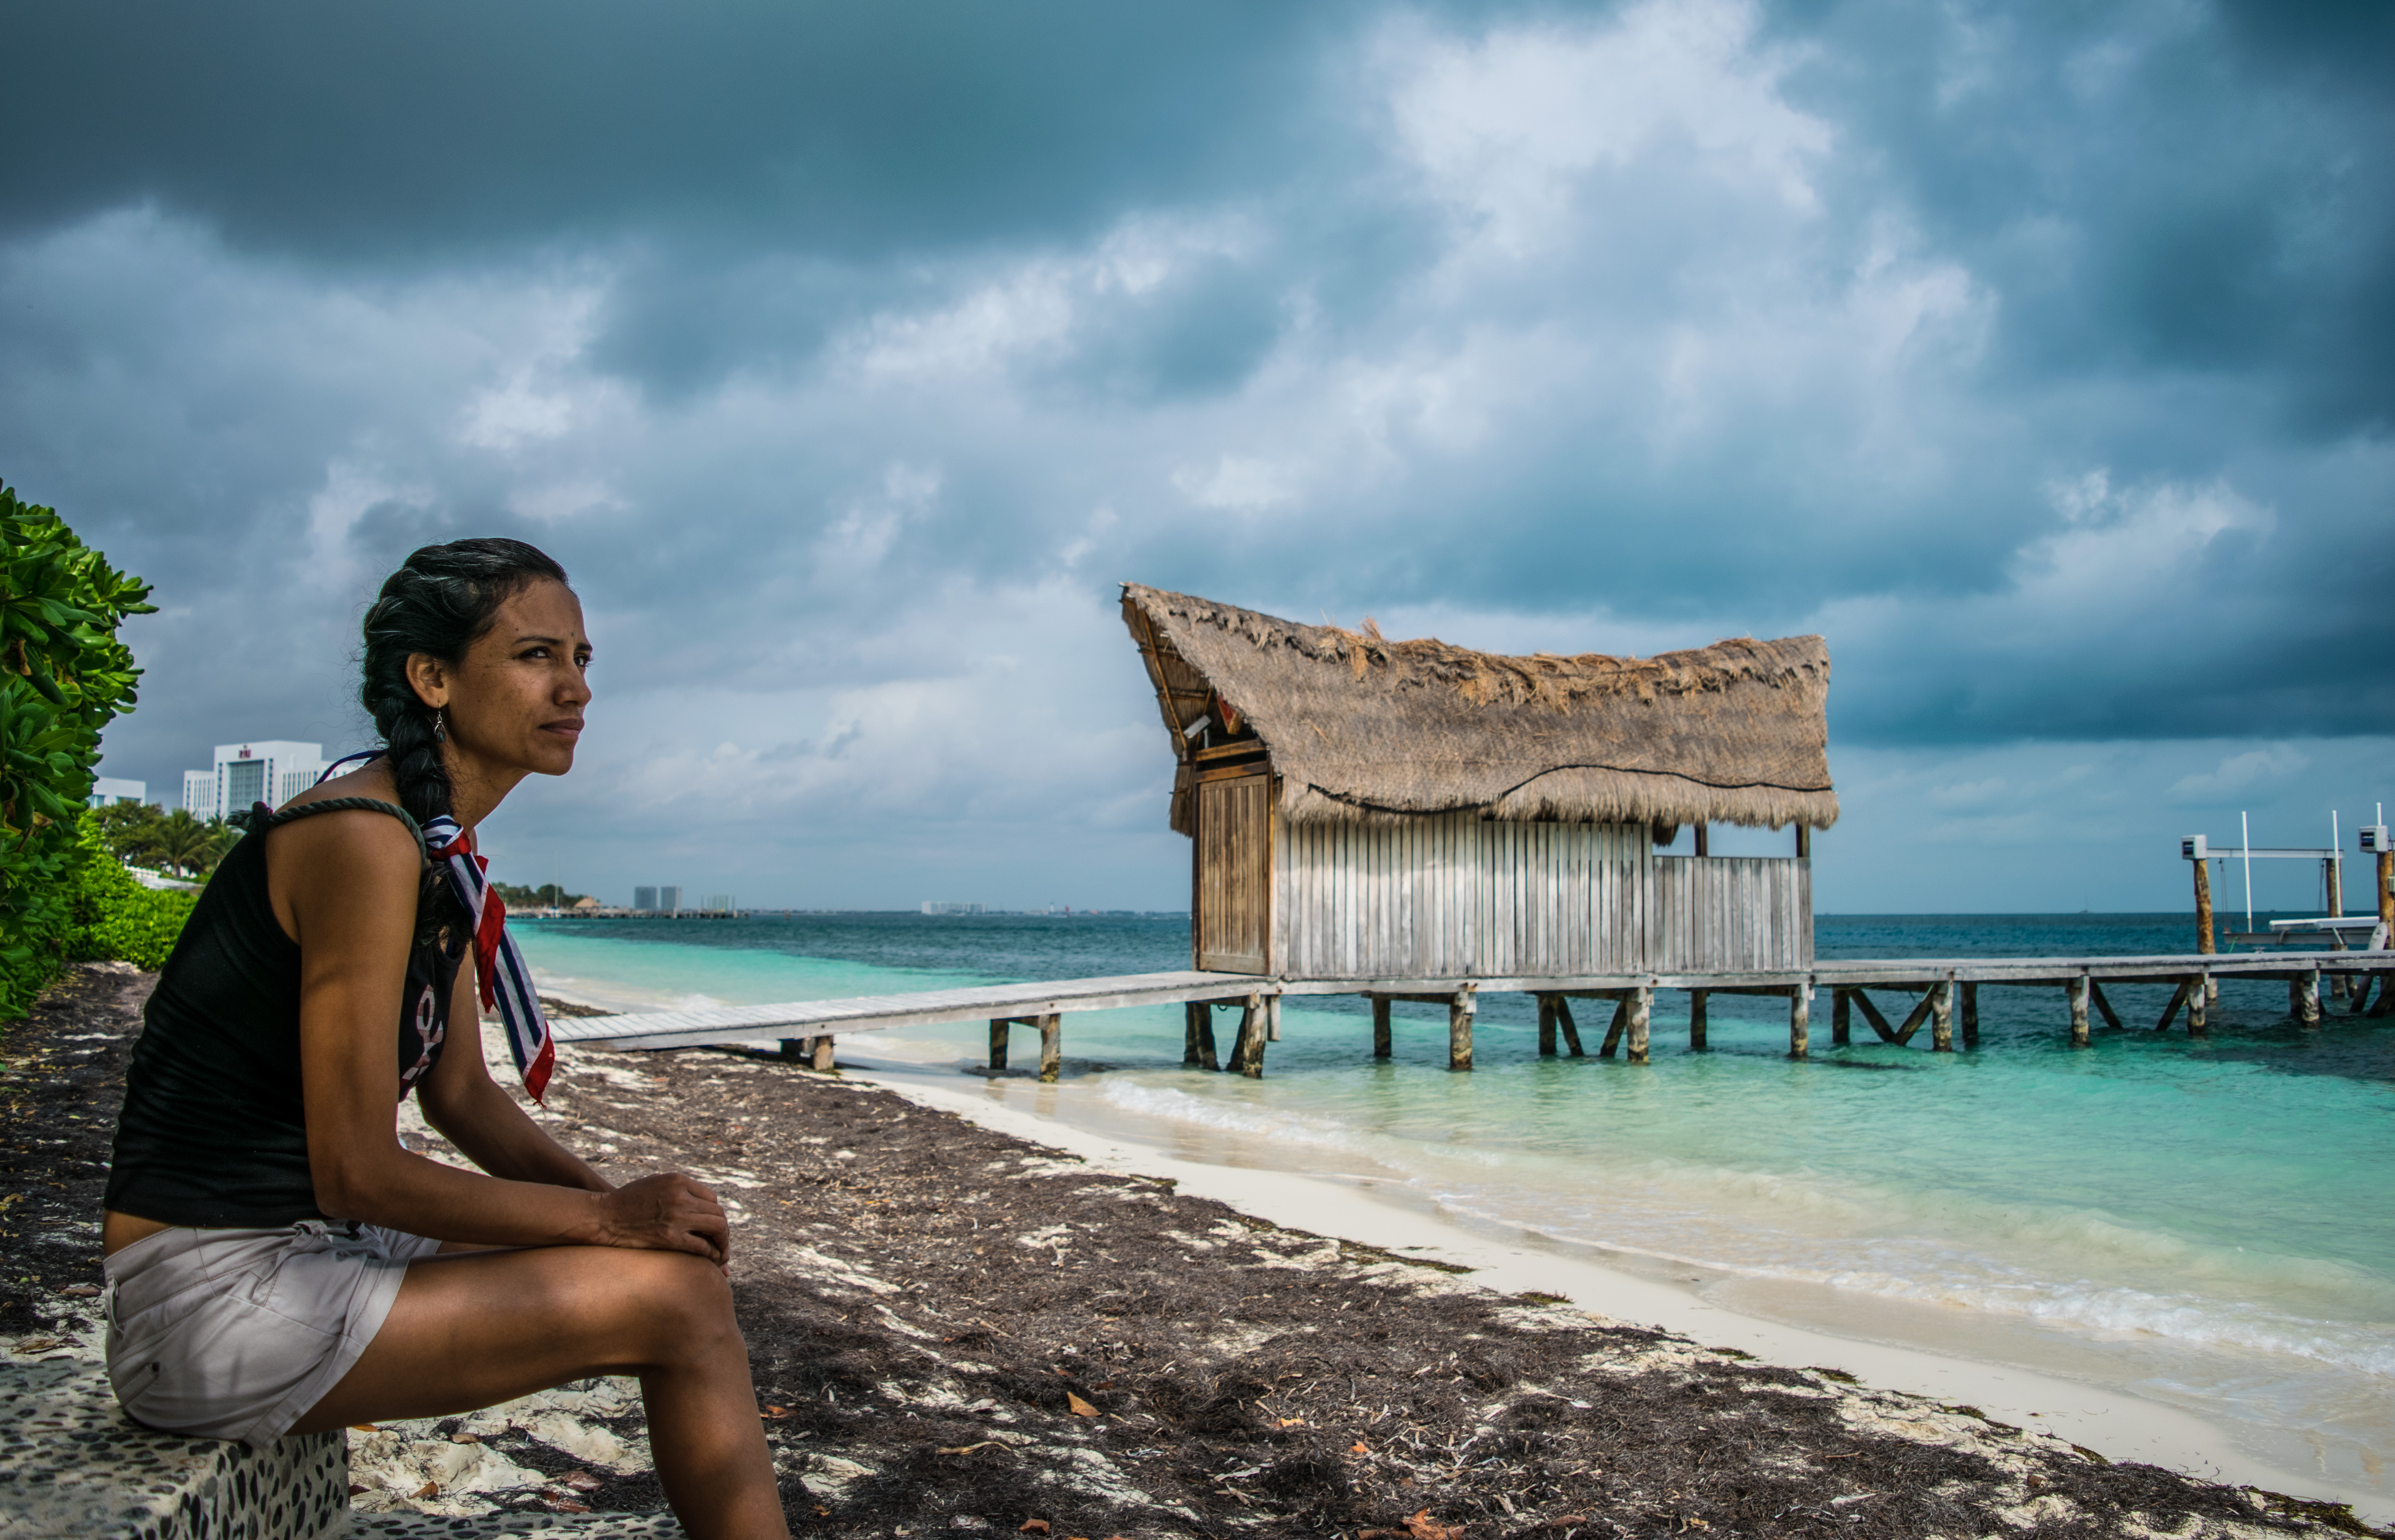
591, 1173, 730, 1264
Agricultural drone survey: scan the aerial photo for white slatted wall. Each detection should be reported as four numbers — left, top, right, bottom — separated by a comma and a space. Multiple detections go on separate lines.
1652, 855, 1813, 971
1274, 816, 1661, 977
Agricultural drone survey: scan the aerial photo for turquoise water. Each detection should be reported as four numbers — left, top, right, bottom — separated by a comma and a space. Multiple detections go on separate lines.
514, 912, 2395, 1486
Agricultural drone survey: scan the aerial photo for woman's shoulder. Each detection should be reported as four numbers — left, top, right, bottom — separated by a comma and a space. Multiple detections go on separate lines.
268, 768, 424, 865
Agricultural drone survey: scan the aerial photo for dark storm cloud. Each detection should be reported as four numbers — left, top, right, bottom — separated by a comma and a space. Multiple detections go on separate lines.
0, 1, 1354, 260
3, 0, 2392, 907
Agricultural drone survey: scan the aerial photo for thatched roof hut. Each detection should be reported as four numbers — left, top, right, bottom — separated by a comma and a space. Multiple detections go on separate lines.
1121, 584, 1838, 838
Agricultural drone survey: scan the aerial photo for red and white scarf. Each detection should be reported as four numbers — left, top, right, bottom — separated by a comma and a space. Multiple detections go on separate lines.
422, 815, 556, 1103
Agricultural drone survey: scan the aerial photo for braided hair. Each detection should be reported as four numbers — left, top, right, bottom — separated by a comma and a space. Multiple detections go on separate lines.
359, 539, 571, 826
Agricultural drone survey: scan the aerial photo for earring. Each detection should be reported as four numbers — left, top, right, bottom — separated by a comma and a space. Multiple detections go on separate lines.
434, 709, 448, 743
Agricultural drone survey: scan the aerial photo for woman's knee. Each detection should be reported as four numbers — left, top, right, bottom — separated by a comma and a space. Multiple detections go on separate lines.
613, 1251, 740, 1359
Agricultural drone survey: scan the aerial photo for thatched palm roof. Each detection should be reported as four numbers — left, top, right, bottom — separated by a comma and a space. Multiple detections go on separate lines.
1121, 584, 1837, 836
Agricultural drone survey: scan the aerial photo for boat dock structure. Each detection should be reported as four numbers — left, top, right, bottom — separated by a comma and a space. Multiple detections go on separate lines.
551, 588, 2394, 1080
551, 948, 2395, 1080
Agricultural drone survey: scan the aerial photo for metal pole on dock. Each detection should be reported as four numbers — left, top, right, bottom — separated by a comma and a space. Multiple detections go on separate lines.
2326, 813, 2349, 1001
2242, 811, 2255, 935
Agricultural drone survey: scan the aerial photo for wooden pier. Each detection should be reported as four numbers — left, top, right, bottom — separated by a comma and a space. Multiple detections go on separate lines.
549, 948, 2394, 1080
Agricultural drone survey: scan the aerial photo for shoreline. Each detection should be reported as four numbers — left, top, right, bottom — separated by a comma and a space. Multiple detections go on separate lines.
530, 977, 2394, 1523
823, 1041, 2391, 1525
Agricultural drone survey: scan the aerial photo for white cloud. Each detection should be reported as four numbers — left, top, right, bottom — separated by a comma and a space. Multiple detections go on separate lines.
1381, 0, 1832, 255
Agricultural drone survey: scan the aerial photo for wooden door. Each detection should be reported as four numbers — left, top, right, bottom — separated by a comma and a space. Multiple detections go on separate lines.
1196, 774, 1272, 973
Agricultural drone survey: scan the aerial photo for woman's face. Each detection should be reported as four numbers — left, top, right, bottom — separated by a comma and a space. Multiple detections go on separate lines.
418, 578, 592, 782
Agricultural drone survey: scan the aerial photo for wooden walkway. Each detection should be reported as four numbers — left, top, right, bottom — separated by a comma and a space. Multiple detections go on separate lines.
548, 949, 2394, 1078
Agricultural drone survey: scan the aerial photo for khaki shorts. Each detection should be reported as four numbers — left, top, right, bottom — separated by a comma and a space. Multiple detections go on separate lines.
103, 1220, 443, 1447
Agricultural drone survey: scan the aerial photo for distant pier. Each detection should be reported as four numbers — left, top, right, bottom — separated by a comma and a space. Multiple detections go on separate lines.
550, 948, 2394, 1080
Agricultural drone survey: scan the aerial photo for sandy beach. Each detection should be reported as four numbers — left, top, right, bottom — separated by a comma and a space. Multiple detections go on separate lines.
5, 964, 2387, 1536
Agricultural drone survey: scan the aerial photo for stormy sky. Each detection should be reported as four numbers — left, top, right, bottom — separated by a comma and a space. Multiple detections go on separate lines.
5, 0, 2389, 913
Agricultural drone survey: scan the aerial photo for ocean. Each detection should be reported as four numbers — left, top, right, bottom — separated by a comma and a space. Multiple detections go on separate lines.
511, 911, 2395, 1499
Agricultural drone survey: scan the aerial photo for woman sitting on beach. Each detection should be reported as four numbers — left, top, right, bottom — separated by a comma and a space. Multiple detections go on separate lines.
100, 539, 788, 1540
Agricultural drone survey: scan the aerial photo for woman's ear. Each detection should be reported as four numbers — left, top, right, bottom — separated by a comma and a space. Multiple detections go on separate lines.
406, 653, 452, 711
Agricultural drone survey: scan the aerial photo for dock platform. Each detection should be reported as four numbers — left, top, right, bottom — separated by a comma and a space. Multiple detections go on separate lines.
548, 948, 2394, 1078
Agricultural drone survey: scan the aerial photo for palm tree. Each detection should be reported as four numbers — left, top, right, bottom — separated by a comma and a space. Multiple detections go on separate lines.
151, 809, 216, 878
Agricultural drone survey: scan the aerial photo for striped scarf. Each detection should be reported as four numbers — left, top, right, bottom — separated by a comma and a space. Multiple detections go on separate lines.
422, 815, 556, 1103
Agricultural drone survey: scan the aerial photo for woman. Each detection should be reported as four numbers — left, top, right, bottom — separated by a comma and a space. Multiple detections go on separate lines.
102, 539, 788, 1540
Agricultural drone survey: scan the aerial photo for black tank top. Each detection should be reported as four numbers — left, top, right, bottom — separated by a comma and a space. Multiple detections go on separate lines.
104, 798, 470, 1228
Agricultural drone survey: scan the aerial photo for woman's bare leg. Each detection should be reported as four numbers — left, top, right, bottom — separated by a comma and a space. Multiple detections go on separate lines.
293, 1245, 786, 1540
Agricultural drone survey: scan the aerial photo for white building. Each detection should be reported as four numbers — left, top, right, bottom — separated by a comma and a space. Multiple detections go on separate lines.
180, 742, 328, 822
89, 777, 146, 808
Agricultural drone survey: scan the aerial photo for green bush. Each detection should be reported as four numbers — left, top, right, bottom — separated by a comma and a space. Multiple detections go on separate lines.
0, 482, 155, 1017
65, 818, 197, 971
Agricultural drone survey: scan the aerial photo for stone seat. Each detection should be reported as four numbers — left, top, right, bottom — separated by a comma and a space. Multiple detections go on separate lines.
0, 1361, 681, 1538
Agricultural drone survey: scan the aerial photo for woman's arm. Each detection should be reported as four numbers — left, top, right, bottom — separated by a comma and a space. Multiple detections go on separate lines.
416, 954, 608, 1193
278, 809, 725, 1260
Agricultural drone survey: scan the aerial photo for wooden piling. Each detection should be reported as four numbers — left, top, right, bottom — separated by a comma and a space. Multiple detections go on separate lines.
1231, 995, 1263, 1078
2194, 857, 2219, 1006
1788, 987, 1809, 1059
1689, 989, 1709, 1051
2297, 969, 2321, 1028
1372, 997, 1392, 1059
1536, 996, 1558, 1056
1266, 993, 1283, 1042
809, 1034, 836, 1072
2371, 972, 2395, 1019
1598, 996, 1631, 1059
2067, 976, 2090, 1049
2088, 980, 2122, 1032
1930, 979, 1954, 1053
990, 1018, 1011, 1072
2325, 857, 2349, 1000
1448, 984, 1477, 1073
1183, 1002, 1205, 1067
1199, 1004, 1221, 1072
1554, 996, 1585, 1057
2194, 854, 2216, 960
1627, 985, 1652, 1066
1037, 1015, 1061, 1082
1830, 989, 1850, 1046
1960, 982, 1978, 1049
2188, 972, 2209, 1035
